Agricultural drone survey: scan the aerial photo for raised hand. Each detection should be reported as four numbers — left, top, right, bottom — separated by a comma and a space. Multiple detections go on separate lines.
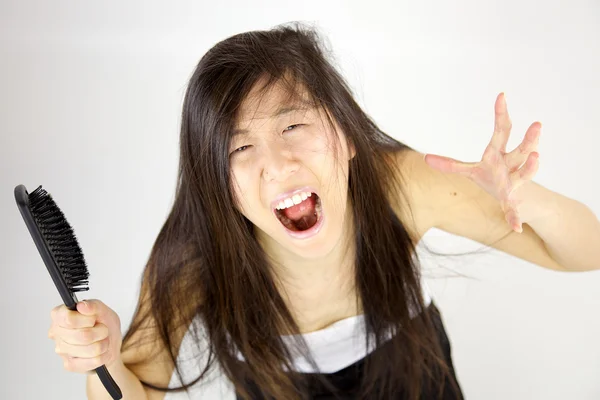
424, 93, 541, 233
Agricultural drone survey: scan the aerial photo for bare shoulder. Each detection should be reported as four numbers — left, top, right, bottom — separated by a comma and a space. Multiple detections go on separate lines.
385, 147, 439, 244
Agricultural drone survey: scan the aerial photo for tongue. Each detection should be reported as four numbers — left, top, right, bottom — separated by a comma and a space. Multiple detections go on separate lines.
283, 196, 316, 221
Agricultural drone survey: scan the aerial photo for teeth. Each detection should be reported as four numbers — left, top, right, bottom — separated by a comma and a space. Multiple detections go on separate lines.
275, 195, 323, 231
275, 191, 314, 210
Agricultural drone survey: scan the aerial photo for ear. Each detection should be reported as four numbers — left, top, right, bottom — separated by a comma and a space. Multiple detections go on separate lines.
348, 138, 356, 160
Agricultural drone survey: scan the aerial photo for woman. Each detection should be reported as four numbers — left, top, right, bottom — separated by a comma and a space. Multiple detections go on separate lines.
48, 22, 600, 400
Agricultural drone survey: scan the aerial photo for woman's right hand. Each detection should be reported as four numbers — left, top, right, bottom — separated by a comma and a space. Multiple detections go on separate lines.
48, 299, 123, 374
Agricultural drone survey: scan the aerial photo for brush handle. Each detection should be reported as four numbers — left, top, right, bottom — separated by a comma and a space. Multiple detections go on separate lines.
95, 365, 123, 399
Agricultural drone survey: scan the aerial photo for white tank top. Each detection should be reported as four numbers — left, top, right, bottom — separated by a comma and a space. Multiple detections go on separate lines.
163, 281, 432, 399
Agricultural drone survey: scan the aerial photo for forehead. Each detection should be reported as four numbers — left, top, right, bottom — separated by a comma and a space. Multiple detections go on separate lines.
234, 82, 317, 135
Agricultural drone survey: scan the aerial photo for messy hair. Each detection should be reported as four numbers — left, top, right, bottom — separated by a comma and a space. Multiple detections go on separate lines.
122, 21, 460, 400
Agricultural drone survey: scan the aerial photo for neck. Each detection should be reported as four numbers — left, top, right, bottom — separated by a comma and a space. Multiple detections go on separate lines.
258, 201, 361, 332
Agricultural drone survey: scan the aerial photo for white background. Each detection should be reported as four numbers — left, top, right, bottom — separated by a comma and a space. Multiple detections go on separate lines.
1, 1, 599, 399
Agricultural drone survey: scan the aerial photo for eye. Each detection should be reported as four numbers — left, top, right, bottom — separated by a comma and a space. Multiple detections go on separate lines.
284, 124, 302, 132
230, 125, 303, 156
231, 145, 250, 154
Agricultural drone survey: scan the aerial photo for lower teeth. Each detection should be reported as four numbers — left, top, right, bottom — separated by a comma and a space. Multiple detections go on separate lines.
278, 197, 322, 232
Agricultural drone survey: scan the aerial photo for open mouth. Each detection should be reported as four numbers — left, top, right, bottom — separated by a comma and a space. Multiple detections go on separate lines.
274, 192, 323, 232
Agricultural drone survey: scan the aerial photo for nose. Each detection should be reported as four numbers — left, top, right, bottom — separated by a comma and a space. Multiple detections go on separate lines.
261, 140, 299, 182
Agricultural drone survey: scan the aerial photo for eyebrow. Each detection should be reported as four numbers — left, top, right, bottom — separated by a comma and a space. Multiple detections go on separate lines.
233, 105, 312, 136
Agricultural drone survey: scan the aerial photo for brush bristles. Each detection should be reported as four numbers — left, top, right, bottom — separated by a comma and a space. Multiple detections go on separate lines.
28, 186, 90, 292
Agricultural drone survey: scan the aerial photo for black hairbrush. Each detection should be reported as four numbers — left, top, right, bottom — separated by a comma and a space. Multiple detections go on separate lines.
14, 184, 122, 400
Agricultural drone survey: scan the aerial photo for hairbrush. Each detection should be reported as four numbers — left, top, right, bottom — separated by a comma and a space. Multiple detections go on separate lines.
14, 184, 122, 400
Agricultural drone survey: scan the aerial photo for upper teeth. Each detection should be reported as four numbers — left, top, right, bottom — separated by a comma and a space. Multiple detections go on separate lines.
275, 191, 312, 210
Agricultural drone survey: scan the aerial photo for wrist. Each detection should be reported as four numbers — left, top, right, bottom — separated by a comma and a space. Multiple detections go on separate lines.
104, 355, 124, 371
512, 181, 560, 225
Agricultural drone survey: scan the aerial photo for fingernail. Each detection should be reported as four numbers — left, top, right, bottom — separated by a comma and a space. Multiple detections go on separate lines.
81, 300, 87, 309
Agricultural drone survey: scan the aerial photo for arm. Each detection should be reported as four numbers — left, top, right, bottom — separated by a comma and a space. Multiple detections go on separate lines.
396, 92, 599, 272
513, 180, 600, 271
397, 148, 600, 272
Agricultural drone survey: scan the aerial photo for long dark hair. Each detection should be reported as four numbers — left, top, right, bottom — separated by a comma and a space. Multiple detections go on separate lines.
122, 21, 460, 400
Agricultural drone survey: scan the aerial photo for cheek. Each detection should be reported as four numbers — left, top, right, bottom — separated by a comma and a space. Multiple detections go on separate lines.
313, 132, 350, 173
230, 167, 261, 218
230, 171, 249, 212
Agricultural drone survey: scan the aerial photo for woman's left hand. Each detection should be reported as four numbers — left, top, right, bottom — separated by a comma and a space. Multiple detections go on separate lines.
423, 92, 541, 233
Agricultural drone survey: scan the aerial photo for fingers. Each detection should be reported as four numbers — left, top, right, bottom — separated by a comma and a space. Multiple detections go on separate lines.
50, 318, 113, 373
502, 200, 523, 233
505, 152, 539, 233
51, 304, 96, 329
424, 153, 477, 177
49, 300, 122, 374
59, 352, 113, 374
50, 322, 109, 345
76, 299, 107, 318
505, 122, 541, 171
511, 152, 539, 186
55, 336, 110, 359
489, 92, 512, 153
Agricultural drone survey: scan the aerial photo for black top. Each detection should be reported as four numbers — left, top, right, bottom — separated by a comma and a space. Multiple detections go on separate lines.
236, 302, 464, 399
